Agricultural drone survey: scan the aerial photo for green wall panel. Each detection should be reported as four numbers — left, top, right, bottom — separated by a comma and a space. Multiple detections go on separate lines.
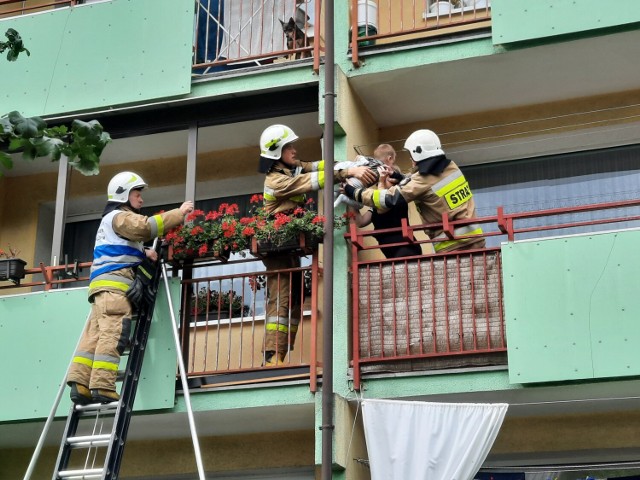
0, 0, 193, 117
0, 278, 181, 421
492, 0, 640, 45
503, 230, 640, 384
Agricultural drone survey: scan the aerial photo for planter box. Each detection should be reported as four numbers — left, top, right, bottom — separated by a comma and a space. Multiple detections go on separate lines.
250, 233, 320, 258
167, 245, 230, 266
0, 258, 27, 282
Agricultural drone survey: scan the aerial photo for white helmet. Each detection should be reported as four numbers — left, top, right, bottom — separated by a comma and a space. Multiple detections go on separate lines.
403, 129, 444, 162
107, 171, 148, 203
259, 124, 299, 160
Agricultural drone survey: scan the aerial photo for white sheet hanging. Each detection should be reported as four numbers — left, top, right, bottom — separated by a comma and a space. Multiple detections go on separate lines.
362, 399, 508, 480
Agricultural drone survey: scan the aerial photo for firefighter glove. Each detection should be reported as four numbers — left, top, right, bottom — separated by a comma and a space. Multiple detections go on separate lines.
125, 258, 157, 309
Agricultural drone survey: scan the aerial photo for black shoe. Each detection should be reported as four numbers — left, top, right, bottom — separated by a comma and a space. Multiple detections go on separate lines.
69, 382, 92, 405
91, 388, 120, 404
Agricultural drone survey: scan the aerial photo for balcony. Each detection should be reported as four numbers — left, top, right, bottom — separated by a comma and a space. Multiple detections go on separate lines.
193, 0, 322, 75
348, 198, 640, 389
349, 0, 491, 66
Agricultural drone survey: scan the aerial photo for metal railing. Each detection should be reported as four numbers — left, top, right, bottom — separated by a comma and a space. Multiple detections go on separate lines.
178, 254, 320, 391
350, 0, 491, 67
0, 0, 79, 18
193, 0, 322, 75
0, 260, 90, 291
347, 198, 640, 389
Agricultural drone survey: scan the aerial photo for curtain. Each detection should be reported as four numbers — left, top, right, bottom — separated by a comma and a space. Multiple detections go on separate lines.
362, 399, 508, 480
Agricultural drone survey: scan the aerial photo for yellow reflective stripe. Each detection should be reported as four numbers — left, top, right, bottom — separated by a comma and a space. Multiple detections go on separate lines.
89, 280, 130, 292
435, 173, 466, 197
443, 181, 472, 209
139, 265, 152, 280
73, 356, 93, 368
434, 227, 484, 252
93, 360, 119, 371
372, 190, 383, 209
316, 160, 324, 171
266, 323, 289, 333
153, 214, 165, 237
317, 170, 325, 188
290, 195, 306, 203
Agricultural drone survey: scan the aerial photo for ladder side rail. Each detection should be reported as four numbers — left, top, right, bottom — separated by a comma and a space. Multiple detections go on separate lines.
161, 261, 206, 480
102, 246, 164, 480
23, 310, 92, 480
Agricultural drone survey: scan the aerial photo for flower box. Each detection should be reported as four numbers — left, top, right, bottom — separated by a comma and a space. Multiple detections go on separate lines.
250, 232, 320, 258
0, 258, 27, 282
167, 244, 230, 266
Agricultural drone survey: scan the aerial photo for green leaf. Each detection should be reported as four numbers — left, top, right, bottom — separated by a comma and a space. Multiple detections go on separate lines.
0, 151, 13, 170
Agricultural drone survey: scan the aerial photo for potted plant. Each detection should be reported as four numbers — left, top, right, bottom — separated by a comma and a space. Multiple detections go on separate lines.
165, 203, 249, 263
247, 195, 327, 257
191, 287, 249, 319
0, 245, 27, 283
429, 0, 460, 14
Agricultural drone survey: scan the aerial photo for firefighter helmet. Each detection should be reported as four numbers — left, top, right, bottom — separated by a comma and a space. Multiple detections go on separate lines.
403, 129, 444, 162
259, 124, 299, 160
107, 171, 148, 203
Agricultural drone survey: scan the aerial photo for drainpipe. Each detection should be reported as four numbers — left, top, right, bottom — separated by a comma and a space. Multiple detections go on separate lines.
321, 0, 335, 478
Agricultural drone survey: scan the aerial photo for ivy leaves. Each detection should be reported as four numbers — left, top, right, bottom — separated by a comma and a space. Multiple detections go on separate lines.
1, 29, 111, 176
0, 28, 30, 62
0, 112, 111, 176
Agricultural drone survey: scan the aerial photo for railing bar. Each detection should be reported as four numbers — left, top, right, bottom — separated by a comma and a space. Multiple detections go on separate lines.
430, 258, 437, 355
470, 253, 478, 351
483, 252, 491, 350
457, 254, 463, 353
443, 257, 450, 352
226, 287, 234, 370
214, 279, 222, 371
201, 281, 210, 374
391, 261, 397, 358
417, 258, 424, 355
378, 262, 385, 358
357, 348, 508, 364
238, 276, 246, 369
189, 283, 199, 374
404, 260, 410, 356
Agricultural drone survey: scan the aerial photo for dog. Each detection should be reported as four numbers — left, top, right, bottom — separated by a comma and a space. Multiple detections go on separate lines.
279, 6, 311, 59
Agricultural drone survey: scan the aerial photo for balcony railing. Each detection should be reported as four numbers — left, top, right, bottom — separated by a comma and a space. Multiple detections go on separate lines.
0, 0, 79, 18
347, 198, 640, 389
193, 0, 322, 75
177, 254, 320, 391
350, 0, 491, 66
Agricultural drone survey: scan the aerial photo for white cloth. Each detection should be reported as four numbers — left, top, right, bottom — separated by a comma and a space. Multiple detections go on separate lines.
362, 399, 508, 480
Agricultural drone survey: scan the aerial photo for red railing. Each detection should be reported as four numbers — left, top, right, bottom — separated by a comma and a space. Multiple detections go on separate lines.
0, 0, 79, 18
347, 198, 640, 389
193, 0, 323, 75
350, 0, 491, 67
0, 260, 90, 291
178, 255, 320, 391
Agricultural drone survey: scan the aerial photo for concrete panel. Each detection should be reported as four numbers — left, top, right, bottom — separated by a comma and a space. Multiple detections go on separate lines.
0, 0, 193, 117
0, 278, 180, 421
492, 0, 640, 45
503, 229, 640, 384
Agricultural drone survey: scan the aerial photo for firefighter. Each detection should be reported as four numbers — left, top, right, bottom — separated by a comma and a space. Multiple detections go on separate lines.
258, 124, 375, 366
343, 129, 485, 253
67, 171, 194, 404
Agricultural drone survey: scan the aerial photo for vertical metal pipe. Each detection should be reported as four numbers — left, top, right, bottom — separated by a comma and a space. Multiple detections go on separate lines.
321, 0, 335, 477
186, 123, 198, 203
51, 155, 70, 266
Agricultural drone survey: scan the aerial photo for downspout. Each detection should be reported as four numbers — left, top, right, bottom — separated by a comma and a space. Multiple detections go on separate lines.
321, 0, 335, 478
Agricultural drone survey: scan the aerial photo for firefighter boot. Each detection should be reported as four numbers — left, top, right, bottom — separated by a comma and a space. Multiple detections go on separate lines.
265, 351, 286, 367
69, 382, 92, 405
91, 388, 120, 404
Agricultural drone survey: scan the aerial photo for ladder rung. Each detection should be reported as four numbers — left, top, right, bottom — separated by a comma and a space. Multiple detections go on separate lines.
74, 401, 119, 414
66, 433, 112, 448
57, 468, 104, 479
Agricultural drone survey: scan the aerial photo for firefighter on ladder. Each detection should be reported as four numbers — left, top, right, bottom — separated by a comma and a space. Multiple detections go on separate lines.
67, 172, 194, 404
342, 129, 485, 253
258, 124, 376, 366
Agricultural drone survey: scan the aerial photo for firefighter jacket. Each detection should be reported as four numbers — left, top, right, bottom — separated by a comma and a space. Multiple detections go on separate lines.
263, 159, 351, 214
350, 159, 484, 253
88, 206, 185, 298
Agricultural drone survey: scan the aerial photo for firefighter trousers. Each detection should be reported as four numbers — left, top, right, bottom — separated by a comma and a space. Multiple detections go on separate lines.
67, 291, 132, 391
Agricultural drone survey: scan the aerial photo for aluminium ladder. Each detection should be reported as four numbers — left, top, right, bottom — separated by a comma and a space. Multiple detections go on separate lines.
51, 254, 163, 480
24, 248, 205, 480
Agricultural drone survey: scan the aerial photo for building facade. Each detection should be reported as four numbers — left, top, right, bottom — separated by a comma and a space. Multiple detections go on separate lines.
2, 0, 640, 478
